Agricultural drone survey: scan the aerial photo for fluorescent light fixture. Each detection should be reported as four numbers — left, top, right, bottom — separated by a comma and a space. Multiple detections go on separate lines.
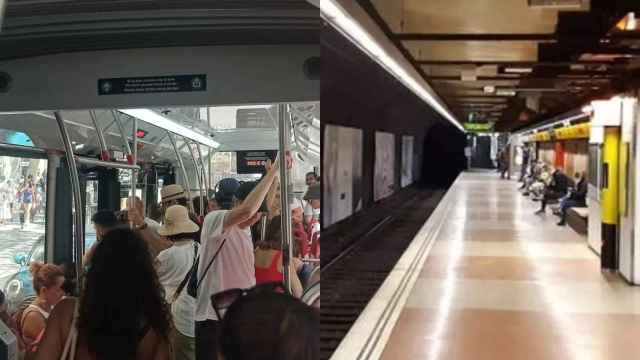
581, 104, 593, 114
483, 85, 496, 94
496, 89, 517, 96
119, 109, 220, 148
321, 0, 464, 132
504, 67, 533, 74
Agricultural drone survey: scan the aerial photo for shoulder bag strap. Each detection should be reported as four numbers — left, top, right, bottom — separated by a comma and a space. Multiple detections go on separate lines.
196, 237, 227, 291
171, 242, 199, 303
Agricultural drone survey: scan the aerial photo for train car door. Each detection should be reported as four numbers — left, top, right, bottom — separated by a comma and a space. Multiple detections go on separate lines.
618, 98, 636, 282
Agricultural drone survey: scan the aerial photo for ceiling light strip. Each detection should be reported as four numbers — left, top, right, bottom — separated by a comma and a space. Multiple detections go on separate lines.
119, 108, 220, 148
321, 0, 464, 132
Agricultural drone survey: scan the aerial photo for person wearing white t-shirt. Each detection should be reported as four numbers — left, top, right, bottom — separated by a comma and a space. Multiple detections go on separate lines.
195, 155, 288, 360
127, 196, 162, 233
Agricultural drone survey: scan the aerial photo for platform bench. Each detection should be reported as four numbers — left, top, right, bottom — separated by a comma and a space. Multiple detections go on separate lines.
566, 207, 588, 235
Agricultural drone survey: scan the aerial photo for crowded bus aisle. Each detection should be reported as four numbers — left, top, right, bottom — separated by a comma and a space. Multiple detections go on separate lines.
376, 171, 640, 360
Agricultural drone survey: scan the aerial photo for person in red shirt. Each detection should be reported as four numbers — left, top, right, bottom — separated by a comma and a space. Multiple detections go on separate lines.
254, 215, 303, 298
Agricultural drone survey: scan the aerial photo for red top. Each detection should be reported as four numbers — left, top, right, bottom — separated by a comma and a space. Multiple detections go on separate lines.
255, 250, 283, 285
293, 223, 310, 258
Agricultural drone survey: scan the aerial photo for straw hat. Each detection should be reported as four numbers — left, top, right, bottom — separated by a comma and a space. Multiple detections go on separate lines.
158, 205, 199, 236
161, 184, 187, 203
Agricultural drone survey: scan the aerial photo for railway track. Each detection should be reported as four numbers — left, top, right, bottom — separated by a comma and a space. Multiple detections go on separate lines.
320, 187, 445, 360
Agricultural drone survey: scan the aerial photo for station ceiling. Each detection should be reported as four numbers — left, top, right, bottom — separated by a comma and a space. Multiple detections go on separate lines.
363, 0, 640, 131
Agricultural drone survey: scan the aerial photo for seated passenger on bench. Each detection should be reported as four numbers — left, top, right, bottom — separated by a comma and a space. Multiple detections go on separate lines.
535, 167, 569, 214
556, 172, 587, 226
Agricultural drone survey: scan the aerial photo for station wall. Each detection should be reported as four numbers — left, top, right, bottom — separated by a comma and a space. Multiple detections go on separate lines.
321, 25, 466, 227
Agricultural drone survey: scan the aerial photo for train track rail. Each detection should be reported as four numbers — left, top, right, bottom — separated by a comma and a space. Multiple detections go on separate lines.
320, 188, 445, 360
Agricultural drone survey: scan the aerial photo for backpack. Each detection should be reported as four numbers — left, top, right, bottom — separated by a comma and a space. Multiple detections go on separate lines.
171, 238, 226, 301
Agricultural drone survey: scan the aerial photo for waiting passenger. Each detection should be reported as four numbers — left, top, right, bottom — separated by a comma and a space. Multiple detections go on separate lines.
556, 172, 587, 226
35, 228, 171, 360
255, 216, 304, 298
535, 168, 569, 214
214, 287, 319, 360
19, 262, 65, 355
195, 156, 286, 360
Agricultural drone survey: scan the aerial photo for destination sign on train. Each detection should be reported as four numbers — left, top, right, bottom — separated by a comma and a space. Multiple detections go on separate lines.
237, 150, 277, 174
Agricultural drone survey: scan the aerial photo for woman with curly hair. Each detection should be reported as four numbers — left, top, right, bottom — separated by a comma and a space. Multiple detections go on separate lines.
19, 262, 65, 354
35, 228, 172, 360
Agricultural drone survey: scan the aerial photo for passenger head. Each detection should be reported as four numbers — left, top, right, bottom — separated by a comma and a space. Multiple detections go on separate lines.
258, 215, 283, 250
208, 198, 220, 212
304, 184, 320, 210
161, 184, 188, 207
126, 196, 144, 215
233, 181, 257, 208
305, 172, 317, 186
79, 228, 171, 358
216, 179, 241, 210
219, 291, 319, 360
30, 262, 65, 306
148, 202, 163, 222
91, 210, 119, 240
290, 199, 303, 225
158, 205, 199, 241
192, 195, 211, 216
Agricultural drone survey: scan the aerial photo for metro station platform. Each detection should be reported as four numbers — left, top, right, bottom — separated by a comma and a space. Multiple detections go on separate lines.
332, 171, 640, 360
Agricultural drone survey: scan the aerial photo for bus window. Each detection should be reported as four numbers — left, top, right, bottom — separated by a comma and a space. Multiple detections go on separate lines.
85, 179, 99, 253
0, 155, 48, 310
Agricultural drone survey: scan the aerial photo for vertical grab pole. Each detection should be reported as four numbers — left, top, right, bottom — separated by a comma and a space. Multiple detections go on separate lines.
168, 132, 195, 214
186, 141, 205, 217
89, 110, 109, 161
53, 112, 84, 296
277, 103, 293, 295
195, 143, 210, 202
131, 118, 139, 216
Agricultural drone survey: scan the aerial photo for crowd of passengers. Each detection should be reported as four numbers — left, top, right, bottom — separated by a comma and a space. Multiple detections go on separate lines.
513, 148, 587, 226
1, 154, 320, 360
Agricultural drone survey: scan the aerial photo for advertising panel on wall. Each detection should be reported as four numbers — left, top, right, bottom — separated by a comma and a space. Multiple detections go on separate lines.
323, 124, 363, 227
374, 131, 395, 201
401, 135, 414, 187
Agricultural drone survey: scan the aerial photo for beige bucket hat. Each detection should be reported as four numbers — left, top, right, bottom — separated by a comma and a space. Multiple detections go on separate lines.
158, 205, 199, 236
161, 184, 187, 203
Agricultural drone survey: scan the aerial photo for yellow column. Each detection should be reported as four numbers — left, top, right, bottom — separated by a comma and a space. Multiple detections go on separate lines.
601, 127, 620, 269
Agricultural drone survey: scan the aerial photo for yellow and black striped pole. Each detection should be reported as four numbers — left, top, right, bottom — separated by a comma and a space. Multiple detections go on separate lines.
601, 127, 620, 270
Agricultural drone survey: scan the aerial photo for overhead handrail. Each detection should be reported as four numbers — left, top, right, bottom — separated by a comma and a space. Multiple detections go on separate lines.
75, 156, 140, 170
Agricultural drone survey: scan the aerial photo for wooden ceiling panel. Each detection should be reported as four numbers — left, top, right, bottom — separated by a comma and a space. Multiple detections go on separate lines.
404, 40, 539, 62
399, 0, 588, 34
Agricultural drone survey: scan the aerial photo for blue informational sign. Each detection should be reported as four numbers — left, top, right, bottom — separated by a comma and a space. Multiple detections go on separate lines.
98, 74, 207, 95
